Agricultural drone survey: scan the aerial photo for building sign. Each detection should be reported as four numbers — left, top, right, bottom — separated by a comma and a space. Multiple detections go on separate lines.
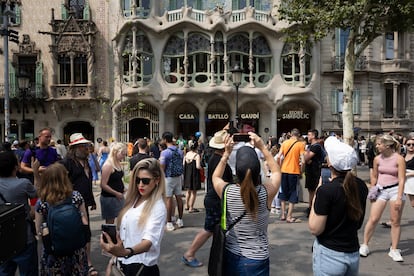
282, 110, 310, 119
207, 113, 229, 120
178, 113, 196, 120
241, 112, 260, 119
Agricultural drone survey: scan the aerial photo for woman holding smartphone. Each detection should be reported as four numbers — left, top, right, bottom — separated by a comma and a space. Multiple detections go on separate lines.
100, 158, 167, 276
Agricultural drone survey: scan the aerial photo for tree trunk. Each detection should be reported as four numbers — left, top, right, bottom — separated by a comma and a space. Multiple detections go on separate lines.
342, 31, 357, 146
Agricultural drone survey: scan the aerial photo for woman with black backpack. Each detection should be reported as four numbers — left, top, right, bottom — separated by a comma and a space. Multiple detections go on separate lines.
35, 163, 89, 275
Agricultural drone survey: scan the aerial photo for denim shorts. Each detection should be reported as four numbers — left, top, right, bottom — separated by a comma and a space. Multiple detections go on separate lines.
278, 173, 299, 203
312, 239, 359, 276
204, 207, 221, 232
100, 196, 125, 220
223, 249, 269, 276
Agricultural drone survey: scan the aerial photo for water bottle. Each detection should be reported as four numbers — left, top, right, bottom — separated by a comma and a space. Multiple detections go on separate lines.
41, 222, 52, 253
41, 222, 49, 236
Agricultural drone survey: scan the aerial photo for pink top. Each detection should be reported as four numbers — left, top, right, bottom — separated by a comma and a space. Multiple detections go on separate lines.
377, 153, 399, 187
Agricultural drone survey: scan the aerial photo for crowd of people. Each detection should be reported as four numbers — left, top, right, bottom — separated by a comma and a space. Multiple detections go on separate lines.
1, 125, 414, 275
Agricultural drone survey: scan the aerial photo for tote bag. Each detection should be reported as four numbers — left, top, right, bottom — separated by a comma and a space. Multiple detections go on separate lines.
208, 185, 246, 276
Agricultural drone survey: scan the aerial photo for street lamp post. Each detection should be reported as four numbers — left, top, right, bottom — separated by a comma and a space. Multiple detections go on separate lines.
230, 64, 243, 130
17, 72, 30, 140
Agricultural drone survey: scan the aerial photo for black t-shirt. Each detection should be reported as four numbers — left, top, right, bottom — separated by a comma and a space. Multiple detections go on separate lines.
305, 143, 322, 177
314, 176, 368, 252
129, 153, 150, 171
204, 153, 233, 210
60, 158, 96, 207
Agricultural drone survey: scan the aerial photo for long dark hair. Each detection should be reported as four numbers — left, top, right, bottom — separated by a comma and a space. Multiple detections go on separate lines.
340, 170, 363, 221
240, 169, 259, 220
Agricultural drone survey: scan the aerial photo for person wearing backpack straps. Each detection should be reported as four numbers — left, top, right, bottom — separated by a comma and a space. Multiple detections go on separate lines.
34, 163, 89, 275
159, 131, 185, 231
0, 151, 38, 276
212, 132, 281, 275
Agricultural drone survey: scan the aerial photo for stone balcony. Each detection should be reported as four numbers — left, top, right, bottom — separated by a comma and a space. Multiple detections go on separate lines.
51, 84, 96, 99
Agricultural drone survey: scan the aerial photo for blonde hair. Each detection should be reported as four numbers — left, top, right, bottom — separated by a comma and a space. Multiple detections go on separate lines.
117, 158, 166, 228
106, 142, 126, 170
38, 163, 73, 205
378, 134, 400, 152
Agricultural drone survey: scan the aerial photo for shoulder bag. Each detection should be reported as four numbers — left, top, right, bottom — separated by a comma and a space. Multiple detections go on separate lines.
279, 140, 298, 165
208, 184, 246, 276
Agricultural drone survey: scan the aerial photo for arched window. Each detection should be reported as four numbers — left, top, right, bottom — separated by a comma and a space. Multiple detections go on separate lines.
252, 34, 272, 86
281, 42, 311, 86
121, 31, 154, 86
163, 32, 185, 85
228, 33, 249, 85
187, 32, 210, 86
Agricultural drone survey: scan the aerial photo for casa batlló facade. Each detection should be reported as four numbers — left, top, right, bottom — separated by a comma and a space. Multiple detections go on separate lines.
0, 0, 412, 144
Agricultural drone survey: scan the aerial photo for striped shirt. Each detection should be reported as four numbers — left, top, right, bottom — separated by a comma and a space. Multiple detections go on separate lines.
225, 184, 270, 260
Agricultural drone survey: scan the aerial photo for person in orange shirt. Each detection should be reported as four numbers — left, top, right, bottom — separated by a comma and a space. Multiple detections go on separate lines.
127, 141, 134, 157
276, 128, 305, 223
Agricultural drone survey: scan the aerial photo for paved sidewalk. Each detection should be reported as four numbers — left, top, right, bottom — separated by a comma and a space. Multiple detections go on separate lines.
89, 165, 414, 275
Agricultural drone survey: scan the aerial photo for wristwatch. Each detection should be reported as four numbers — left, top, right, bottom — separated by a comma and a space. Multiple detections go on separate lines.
125, 247, 134, 258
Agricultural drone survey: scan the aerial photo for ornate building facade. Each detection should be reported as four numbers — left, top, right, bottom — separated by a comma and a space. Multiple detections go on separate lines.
0, 0, 412, 144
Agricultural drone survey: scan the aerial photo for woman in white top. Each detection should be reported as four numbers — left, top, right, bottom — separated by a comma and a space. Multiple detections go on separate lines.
100, 158, 167, 276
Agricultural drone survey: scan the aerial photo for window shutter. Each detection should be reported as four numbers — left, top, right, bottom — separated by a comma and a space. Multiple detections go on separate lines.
9, 63, 16, 98
15, 5, 21, 25
353, 89, 360, 115
61, 3, 68, 20
335, 28, 341, 57
83, 0, 90, 20
35, 62, 43, 98
331, 89, 338, 114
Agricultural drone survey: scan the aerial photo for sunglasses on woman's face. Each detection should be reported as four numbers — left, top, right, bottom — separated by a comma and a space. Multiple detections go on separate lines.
136, 177, 153, 185
406, 143, 414, 147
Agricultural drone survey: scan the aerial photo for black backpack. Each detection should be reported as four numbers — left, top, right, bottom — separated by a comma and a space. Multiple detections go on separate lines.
43, 198, 86, 256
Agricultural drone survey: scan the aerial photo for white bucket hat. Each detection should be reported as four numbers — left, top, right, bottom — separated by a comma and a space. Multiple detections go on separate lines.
324, 136, 359, 171
69, 133, 91, 147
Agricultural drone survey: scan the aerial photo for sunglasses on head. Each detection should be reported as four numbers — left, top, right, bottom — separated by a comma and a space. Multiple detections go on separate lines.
136, 177, 153, 185
406, 143, 414, 147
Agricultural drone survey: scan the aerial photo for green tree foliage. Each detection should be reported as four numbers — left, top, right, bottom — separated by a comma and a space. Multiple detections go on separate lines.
278, 0, 414, 145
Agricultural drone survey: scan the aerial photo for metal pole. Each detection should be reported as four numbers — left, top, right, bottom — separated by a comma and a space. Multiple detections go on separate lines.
235, 84, 239, 129
3, 8, 9, 142
21, 88, 25, 140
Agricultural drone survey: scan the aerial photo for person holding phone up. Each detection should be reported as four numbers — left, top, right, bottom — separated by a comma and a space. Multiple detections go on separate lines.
100, 158, 167, 276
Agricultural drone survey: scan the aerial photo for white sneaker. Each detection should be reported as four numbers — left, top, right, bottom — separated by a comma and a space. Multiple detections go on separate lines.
275, 208, 281, 215
359, 244, 370, 257
270, 207, 277, 214
176, 218, 184, 228
388, 247, 403, 262
166, 222, 175, 231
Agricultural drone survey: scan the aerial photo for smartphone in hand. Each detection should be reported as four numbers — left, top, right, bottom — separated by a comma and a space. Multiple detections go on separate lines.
233, 133, 250, 142
101, 224, 117, 243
